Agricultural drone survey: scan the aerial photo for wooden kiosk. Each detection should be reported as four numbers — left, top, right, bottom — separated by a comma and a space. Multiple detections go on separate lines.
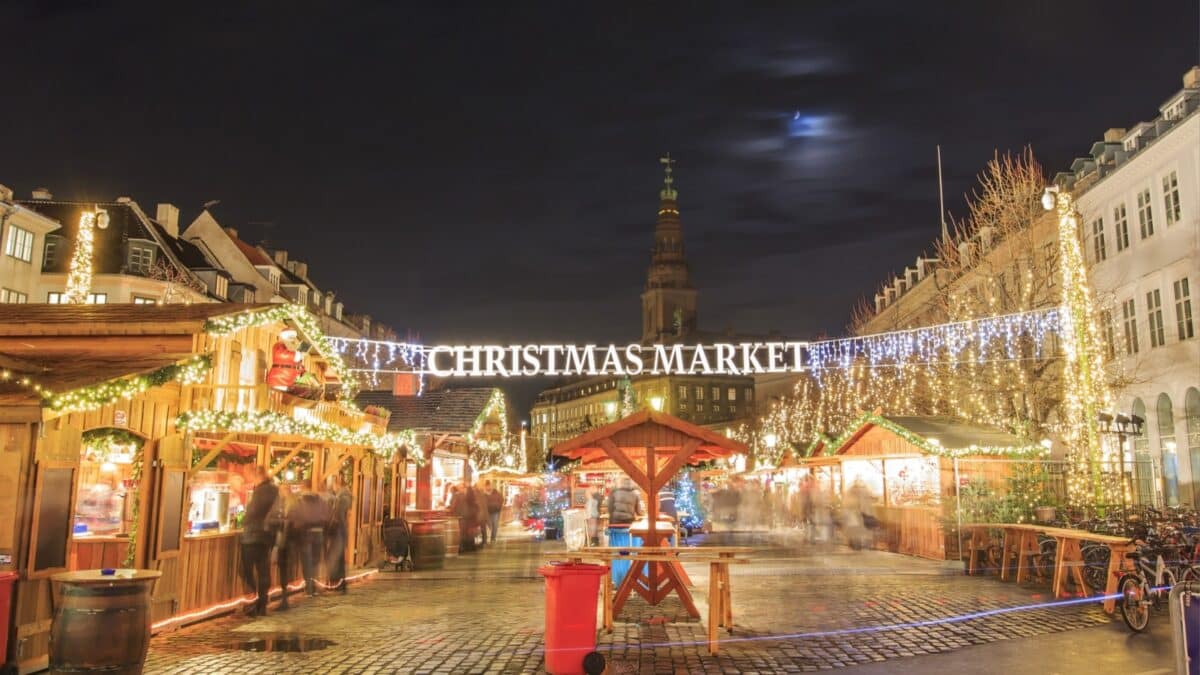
0, 304, 411, 673
552, 410, 747, 619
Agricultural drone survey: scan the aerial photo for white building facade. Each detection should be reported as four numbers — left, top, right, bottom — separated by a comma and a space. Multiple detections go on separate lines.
1071, 67, 1200, 506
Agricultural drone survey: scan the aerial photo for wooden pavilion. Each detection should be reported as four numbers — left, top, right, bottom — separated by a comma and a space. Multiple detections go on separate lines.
552, 409, 747, 618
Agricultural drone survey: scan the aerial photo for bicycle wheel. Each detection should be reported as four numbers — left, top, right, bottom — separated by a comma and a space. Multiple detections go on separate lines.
1081, 545, 1110, 593
1118, 575, 1150, 632
1182, 565, 1200, 584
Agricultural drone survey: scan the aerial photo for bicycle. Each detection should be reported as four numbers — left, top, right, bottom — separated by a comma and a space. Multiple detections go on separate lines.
1117, 545, 1178, 632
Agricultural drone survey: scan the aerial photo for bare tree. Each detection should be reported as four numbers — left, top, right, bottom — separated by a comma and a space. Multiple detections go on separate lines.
147, 258, 206, 304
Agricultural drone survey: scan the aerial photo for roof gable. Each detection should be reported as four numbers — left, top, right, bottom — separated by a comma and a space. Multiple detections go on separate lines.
355, 388, 500, 434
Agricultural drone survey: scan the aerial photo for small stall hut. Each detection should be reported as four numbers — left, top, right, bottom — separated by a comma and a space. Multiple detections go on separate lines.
797, 412, 1046, 560
0, 304, 412, 673
553, 410, 747, 618
356, 387, 509, 551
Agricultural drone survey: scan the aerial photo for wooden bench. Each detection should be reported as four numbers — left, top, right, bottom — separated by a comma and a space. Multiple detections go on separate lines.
543, 547, 751, 655
963, 523, 1135, 613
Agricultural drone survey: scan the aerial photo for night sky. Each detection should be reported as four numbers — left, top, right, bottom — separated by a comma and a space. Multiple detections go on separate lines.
6, 3, 1198, 359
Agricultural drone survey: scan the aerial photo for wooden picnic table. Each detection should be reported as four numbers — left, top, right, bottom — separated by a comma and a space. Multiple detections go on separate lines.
543, 546, 751, 655
963, 523, 1135, 613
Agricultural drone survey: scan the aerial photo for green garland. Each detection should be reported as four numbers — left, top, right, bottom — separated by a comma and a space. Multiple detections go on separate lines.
202, 304, 359, 400
123, 449, 144, 567
46, 355, 212, 413
176, 409, 418, 461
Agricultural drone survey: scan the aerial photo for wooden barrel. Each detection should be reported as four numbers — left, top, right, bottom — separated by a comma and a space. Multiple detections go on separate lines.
50, 571, 160, 674
443, 516, 461, 557
410, 520, 446, 570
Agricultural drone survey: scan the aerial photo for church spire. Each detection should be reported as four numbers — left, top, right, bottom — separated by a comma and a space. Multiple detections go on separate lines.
659, 153, 677, 202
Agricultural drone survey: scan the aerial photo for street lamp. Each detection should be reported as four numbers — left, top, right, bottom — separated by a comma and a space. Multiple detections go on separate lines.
1096, 411, 1145, 517
648, 395, 664, 412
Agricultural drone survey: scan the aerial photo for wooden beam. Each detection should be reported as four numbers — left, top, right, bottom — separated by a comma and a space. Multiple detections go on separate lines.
322, 450, 350, 483
0, 335, 195, 356
651, 438, 701, 492
189, 432, 237, 476
597, 438, 646, 486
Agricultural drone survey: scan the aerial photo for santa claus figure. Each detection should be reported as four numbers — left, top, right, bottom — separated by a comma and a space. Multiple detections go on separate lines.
267, 329, 306, 392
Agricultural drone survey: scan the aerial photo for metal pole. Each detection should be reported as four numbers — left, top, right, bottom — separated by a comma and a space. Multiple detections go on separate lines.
954, 457, 963, 564
1167, 581, 1197, 675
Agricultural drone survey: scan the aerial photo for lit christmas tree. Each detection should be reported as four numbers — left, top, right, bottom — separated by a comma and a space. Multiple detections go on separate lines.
675, 470, 704, 533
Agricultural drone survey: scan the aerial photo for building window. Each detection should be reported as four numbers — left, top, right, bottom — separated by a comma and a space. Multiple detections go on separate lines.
1100, 309, 1115, 359
695, 402, 703, 412
4, 225, 33, 262
711, 386, 720, 401
47, 292, 106, 304
678, 401, 687, 412
729, 404, 737, 415
678, 385, 687, 400
1174, 277, 1194, 341
132, 295, 156, 305
128, 243, 155, 273
214, 275, 228, 299
727, 387, 737, 401
695, 386, 704, 400
1147, 289, 1165, 348
744, 388, 753, 402
1090, 218, 1106, 262
1122, 298, 1139, 355
1163, 171, 1181, 225
1113, 205, 1129, 252
1, 288, 28, 303
43, 237, 59, 267
1137, 189, 1154, 239
711, 403, 720, 413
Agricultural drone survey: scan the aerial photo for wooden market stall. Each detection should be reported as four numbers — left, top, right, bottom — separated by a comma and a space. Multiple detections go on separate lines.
793, 413, 1040, 560
552, 410, 747, 618
0, 304, 411, 673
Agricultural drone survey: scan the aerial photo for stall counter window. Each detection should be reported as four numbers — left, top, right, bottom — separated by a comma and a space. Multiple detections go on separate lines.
187, 444, 259, 536
74, 444, 137, 539
431, 454, 465, 508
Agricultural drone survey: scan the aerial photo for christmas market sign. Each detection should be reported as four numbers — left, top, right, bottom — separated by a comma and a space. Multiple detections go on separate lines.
423, 342, 809, 377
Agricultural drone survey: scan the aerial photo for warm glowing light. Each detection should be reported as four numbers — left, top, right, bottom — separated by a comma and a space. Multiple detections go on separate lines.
648, 395, 664, 411
64, 208, 107, 304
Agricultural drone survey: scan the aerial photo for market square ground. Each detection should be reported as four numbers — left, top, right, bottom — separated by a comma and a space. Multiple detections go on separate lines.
144, 533, 1174, 674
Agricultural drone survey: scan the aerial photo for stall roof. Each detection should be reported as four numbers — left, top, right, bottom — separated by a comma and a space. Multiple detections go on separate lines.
0, 303, 276, 336
833, 413, 1030, 455
0, 353, 187, 405
553, 409, 747, 465
355, 387, 498, 434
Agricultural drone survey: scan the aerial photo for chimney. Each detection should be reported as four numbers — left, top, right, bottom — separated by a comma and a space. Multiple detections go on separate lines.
116, 196, 132, 204
156, 203, 180, 238
1184, 66, 1200, 89
393, 373, 420, 396
1102, 128, 1126, 143
31, 187, 53, 200
223, 226, 239, 239
273, 249, 289, 266
0, 184, 12, 202
294, 261, 308, 280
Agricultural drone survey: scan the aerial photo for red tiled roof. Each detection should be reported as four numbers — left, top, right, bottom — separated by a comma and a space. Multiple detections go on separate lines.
229, 232, 274, 266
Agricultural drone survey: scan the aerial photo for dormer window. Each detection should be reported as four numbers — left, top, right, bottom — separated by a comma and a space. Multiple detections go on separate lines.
215, 275, 228, 299
128, 241, 156, 274
268, 269, 281, 290
43, 235, 61, 268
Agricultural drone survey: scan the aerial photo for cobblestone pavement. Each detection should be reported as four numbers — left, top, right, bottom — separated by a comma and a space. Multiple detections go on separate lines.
145, 531, 1130, 674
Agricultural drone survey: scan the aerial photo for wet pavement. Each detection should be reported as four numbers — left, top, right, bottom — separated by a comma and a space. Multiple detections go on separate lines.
144, 531, 1176, 674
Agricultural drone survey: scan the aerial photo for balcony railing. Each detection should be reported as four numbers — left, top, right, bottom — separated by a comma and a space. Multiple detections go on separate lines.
182, 383, 373, 435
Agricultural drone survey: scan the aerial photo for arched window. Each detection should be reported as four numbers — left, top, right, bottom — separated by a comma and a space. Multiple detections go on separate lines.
1186, 388, 1200, 505
1131, 398, 1154, 505
1158, 393, 1179, 506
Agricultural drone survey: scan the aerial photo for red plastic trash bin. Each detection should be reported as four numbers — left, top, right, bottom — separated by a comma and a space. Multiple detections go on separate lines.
0, 571, 16, 669
539, 563, 607, 675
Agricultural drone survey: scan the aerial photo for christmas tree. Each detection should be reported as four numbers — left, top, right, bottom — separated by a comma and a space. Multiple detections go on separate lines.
675, 470, 704, 533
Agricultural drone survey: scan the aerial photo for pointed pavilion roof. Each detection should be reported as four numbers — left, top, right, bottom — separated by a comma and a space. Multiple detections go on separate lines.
552, 409, 747, 466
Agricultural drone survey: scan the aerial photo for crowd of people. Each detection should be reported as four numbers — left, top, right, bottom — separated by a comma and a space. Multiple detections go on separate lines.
444, 479, 505, 552
238, 464, 355, 618
702, 475, 880, 546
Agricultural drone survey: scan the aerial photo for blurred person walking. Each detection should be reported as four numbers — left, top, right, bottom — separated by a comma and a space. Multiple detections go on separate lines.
240, 465, 278, 617
325, 473, 352, 593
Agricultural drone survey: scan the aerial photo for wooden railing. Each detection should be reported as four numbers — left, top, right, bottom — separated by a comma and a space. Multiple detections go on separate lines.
182, 383, 369, 433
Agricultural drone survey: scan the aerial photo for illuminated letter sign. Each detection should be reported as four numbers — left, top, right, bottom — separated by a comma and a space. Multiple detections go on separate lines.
417, 342, 809, 377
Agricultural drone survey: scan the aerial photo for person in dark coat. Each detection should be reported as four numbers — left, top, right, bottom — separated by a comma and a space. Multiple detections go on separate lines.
269, 488, 296, 610
325, 474, 352, 593
292, 489, 329, 596
240, 465, 278, 617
